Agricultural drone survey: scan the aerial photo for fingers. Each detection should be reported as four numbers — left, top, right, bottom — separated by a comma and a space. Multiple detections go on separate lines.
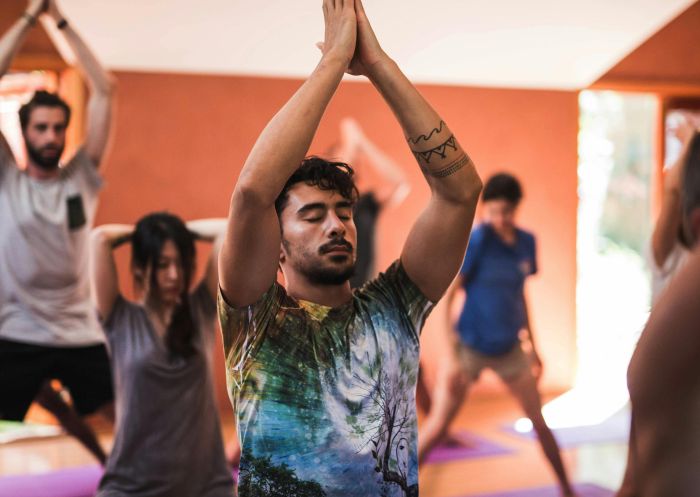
354, 0, 367, 18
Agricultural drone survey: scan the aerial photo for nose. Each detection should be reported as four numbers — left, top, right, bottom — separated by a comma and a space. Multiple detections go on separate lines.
44, 127, 60, 144
166, 263, 180, 281
325, 211, 347, 238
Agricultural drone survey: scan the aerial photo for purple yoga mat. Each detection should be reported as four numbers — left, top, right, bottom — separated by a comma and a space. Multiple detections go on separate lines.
0, 466, 240, 497
0, 465, 102, 497
505, 409, 630, 448
462, 483, 614, 497
425, 431, 513, 464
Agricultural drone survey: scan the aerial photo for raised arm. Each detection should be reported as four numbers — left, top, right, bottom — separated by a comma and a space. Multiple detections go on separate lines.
89, 224, 133, 320
186, 218, 227, 300
351, 0, 481, 302
219, 0, 357, 307
0, 0, 47, 156
44, 0, 115, 166
339, 117, 410, 207
651, 115, 699, 268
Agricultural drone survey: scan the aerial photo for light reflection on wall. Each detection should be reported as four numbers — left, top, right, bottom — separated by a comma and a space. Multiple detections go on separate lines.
516, 90, 656, 432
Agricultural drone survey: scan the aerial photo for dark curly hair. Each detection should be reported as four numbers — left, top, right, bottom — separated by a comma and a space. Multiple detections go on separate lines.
275, 156, 359, 216
19, 90, 71, 131
482, 172, 523, 205
131, 212, 197, 360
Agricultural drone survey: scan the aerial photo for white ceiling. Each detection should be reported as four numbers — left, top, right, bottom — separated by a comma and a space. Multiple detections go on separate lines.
55, 0, 695, 90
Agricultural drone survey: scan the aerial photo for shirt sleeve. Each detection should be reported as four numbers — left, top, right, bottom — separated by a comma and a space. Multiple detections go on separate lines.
61, 148, 103, 197
0, 144, 16, 187
217, 283, 285, 375
362, 260, 435, 337
101, 294, 130, 337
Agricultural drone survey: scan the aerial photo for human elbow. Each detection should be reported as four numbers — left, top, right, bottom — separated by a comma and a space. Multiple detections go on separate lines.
94, 74, 117, 97
441, 172, 483, 206
89, 227, 110, 249
231, 180, 276, 212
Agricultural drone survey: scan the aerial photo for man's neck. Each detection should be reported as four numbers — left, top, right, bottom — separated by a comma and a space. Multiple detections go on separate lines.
26, 161, 60, 180
491, 225, 517, 245
286, 277, 353, 308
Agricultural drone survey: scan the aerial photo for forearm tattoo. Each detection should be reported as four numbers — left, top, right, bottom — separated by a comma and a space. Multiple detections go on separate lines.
411, 134, 457, 164
407, 120, 446, 145
408, 121, 470, 178
421, 154, 470, 178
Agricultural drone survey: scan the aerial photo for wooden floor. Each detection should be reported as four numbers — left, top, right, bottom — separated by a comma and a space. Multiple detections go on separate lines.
0, 394, 627, 497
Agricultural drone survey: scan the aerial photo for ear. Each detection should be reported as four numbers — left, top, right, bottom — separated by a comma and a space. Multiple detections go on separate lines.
279, 243, 287, 265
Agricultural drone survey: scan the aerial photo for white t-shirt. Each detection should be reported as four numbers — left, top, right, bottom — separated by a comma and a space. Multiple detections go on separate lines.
650, 242, 689, 306
0, 145, 104, 346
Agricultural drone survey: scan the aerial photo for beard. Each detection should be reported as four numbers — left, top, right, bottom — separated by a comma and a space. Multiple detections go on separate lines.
25, 139, 63, 171
303, 259, 356, 285
284, 238, 356, 286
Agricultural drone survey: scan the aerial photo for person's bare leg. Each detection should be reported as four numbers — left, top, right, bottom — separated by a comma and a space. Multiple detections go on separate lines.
35, 383, 107, 465
505, 373, 575, 497
417, 362, 471, 464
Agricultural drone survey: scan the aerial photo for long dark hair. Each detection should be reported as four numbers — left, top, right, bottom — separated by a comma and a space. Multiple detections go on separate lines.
131, 212, 197, 359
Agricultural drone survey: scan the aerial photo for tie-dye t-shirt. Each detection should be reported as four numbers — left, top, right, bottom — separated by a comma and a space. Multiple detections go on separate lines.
218, 261, 433, 497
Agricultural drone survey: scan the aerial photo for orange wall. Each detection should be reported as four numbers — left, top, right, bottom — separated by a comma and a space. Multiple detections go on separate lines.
97, 72, 579, 410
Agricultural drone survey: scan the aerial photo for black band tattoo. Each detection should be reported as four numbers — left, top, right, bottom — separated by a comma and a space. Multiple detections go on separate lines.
411, 134, 457, 164
407, 121, 446, 145
422, 154, 470, 178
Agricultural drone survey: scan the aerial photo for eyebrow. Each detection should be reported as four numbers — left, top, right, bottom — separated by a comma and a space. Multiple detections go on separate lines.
297, 200, 354, 215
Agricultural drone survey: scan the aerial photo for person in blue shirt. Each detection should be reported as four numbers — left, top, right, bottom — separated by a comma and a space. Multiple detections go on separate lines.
418, 173, 575, 497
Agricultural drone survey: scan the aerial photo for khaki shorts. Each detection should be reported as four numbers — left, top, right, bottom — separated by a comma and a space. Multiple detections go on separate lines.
457, 342, 530, 383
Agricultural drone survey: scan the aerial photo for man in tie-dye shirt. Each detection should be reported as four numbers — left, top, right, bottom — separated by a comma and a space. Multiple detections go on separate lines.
218, 1, 482, 495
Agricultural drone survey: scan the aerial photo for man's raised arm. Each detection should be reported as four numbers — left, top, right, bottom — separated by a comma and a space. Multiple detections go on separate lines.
0, 0, 47, 156
219, 0, 357, 308
45, 0, 115, 166
352, 0, 482, 302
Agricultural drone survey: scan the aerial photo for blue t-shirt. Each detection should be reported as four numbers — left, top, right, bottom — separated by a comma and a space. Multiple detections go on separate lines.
457, 223, 537, 356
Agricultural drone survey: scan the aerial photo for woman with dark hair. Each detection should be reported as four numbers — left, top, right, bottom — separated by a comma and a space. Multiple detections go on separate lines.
90, 213, 233, 497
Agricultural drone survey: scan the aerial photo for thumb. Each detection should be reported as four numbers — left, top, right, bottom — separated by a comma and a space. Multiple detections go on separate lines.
315, 42, 325, 53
